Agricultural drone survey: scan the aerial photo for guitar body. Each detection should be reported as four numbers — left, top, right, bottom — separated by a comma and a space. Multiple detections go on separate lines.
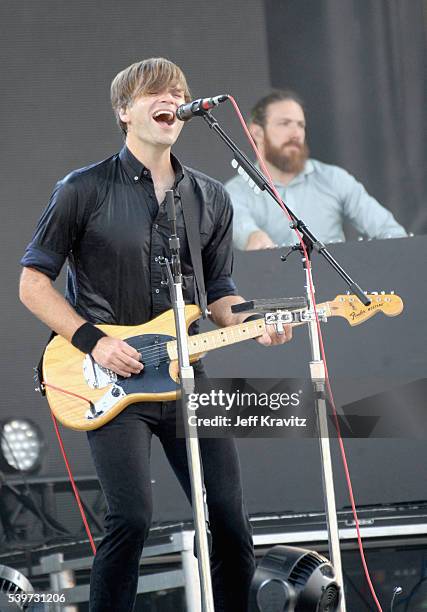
42, 293, 403, 432
43, 305, 202, 431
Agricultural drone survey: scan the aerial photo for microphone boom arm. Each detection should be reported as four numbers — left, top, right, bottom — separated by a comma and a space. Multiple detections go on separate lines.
200, 110, 370, 306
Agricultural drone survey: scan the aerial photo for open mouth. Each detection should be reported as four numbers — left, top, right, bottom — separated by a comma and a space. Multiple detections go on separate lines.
152, 110, 176, 127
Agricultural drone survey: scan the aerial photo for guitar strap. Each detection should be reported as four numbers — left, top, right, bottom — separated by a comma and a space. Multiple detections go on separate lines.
35, 331, 55, 396
177, 173, 208, 318
35, 170, 209, 393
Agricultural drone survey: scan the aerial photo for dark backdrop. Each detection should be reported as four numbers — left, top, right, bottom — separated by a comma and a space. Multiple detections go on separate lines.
265, 0, 427, 235
2, 0, 271, 480
1, 1, 426, 525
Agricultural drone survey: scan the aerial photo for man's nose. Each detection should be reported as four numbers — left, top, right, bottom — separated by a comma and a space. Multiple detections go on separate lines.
289, 123, 303, 139
159, 91, 176, 105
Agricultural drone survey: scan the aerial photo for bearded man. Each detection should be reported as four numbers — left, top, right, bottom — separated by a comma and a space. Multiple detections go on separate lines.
225, 90, 406, 250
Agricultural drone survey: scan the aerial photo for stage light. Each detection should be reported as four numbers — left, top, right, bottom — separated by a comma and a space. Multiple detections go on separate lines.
0, 419, 45, 474
250, 545, 340, 612
0, 564, 34, 610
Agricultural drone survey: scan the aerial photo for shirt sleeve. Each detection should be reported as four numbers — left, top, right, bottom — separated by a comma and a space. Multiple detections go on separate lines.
203, 185, 238, 304
225, 176, 261, 250
20, 178, 84, 280
335, 168, 407, 239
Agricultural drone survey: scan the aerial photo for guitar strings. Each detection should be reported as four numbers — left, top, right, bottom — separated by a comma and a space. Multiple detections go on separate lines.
132, 322, 265, 358
113, 325, 262, 370
132, 331, 261, 369
100, 298, 387, 363
95, 334, 231, 375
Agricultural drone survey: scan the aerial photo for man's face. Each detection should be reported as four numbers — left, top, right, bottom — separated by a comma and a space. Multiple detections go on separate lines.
120, 85, 186, 148
257, 99, 309, 174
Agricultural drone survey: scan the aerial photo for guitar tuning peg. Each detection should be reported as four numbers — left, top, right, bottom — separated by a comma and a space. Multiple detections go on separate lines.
346, 291, 350, 295
237, 166, 245, 176
371, 291, 378, 295
363, 290, 367, 294
381, 291, 385, 295
231, 159, 238, 169
254, 186, 261, 195
390, 290, 395, 294
248, 179, 255, 189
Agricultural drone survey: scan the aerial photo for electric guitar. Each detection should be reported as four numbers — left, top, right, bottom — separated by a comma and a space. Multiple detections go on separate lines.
42, 293, 403, 431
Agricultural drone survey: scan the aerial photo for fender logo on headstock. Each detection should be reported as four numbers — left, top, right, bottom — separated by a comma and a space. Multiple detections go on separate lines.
349, 301, 384, 320
329, 292, 404, 326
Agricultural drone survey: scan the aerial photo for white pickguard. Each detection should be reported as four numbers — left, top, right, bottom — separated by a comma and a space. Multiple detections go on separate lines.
82, 354, 117, 389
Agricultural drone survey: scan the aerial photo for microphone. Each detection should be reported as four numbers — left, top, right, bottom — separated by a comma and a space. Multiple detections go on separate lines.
176, 95, 229, 121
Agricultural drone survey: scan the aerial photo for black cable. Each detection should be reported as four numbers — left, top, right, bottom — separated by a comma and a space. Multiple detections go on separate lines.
404, 576, 427, 611
343, 569, 376, 611
0, 426, 105, 549
0, 427, 69, 537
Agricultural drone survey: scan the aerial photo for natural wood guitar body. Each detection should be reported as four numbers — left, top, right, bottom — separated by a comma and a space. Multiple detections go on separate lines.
42, 295, 403, 431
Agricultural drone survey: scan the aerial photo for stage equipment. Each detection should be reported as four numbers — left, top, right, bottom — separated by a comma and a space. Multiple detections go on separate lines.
157, 190, 214, 612
1, 504, 425, 611
0, 419, 45, 474
0, 475, 103, 547
0, 564, 34, 610
250, 545, 340, 612
404, 578, 427, 611
41, 292, 401, 431
194, 98, 404, 612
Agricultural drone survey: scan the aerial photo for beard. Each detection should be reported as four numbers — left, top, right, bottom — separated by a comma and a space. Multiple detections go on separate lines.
263, 136, 309, 175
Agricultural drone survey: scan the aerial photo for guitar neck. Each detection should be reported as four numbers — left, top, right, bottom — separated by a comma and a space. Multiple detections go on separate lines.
166, 302, 332, 361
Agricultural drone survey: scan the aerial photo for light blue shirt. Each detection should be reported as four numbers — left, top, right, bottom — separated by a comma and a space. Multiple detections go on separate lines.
225, 159, 407, 249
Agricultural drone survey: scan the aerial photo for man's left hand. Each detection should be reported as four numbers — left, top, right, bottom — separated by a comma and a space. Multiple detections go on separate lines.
256, 324, 293, 346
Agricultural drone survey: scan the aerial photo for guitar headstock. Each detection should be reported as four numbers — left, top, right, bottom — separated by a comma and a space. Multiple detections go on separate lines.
327, 292, 404, 326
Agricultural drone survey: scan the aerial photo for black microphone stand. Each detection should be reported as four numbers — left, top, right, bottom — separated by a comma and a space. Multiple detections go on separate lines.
158, 190, 214, 612
202, 111, 369, 307
196, 109, 374, 612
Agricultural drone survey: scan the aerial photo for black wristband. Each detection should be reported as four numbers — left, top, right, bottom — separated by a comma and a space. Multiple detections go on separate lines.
71, 322, 107, 354
243, 314, 264, 322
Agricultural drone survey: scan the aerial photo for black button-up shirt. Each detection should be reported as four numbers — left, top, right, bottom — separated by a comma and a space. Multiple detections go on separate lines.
21, 146, 237, 328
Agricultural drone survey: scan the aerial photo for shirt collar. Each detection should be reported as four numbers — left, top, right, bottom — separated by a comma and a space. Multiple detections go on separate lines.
253, 159, 314, 188
286, 159, 314, 186
119, 145, 184, 186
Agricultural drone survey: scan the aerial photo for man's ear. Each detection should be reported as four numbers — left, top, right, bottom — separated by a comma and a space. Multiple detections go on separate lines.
118, 106, 130, 126
248, 122, 264, 148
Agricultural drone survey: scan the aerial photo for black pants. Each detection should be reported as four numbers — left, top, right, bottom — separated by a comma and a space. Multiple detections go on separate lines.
87, 400, 255, 611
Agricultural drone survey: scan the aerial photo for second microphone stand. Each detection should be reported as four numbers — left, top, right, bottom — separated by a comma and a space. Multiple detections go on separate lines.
197, 109, 374, 612
159, 190, 214, 612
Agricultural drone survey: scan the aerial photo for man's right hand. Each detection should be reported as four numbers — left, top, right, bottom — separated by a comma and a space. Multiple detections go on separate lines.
91, 336, 143, 377
245, 230, 276, 250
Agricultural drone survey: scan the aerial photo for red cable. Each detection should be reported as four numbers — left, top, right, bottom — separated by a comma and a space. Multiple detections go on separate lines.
49, 409, 97, 556
45, 378, 98, 555
43, 381, 93, 405
227, 95, 383, 610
